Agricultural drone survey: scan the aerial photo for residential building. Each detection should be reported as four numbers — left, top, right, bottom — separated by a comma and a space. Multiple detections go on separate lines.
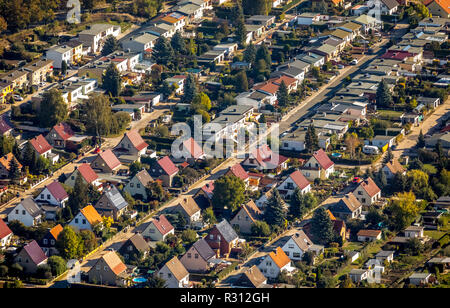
205, 219, 239, 257
114, 130, 149, 159
64, 163, 100, 188
330, 193, 362, 220
8, 198, 42, 227
426, 0, 450, 18
379, 0, 400, 15
14, 240, 48, 274
174, 197, 202, 226
258, 247, 295, 279
90, 149, 122, 174
150, 156, 179, 187
68, 205, 103, 232
281, 231, 316, 261
230, 200, 262, 234
124, 169, 154, 201
45, 41, 83, 69
180, 238, 216, 273
242, 144, 288, 174
141, 215, 175, 241
0, 218, 13, 248
23, 60, 54, 85
34, 181, 69, 208
353, 177, 382, 206
225, 163, 249, 188
94, 185, 128, 220
29, 134, 53, 159
40, 224, 63, 256
376, 250, 395, 263
0, 153, 22, 179
0, 69, 28, 90
78, 24, 121, 53
122, 33, 159, 53
357, 229, 382, 242
118, 233, 150, 261
382, 159, 406, 179
45, 123, 75, 149
277, 170, 311, 198
301, 149, 335, 181
157, 256, 189, 288
234, 265, 268, 288
405, 226, 424, 238
88, 251, 129, 286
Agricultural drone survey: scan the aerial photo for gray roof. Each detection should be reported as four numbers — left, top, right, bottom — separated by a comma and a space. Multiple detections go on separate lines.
192, 238, 216, 261
103, 185, 128, 211
134, 169, 153, 186
381, 0, 399, 10
19, 198, 42, 218
409, 272, 431, 279
124, 233, 149, 252
214, 219, 238, 243
376, 250, 395, 258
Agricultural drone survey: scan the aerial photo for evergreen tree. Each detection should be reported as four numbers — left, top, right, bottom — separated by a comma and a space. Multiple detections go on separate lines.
383, 148, 394, 164
417, 130, 425, 148
376, 80, 393, 108
61, 60, 67, 76
256, 45, 271, 69
234, 3, 247, 47
182, 74, 197, 103
152, 36, 174, 67
22, 141, 37, 172
289, 188, 306, 219
171, 31, 186, 54
235, 70, 248, 92
101, 35, 119, 56
102, 64, 121, 97
8, 156, 20, 184
264, 190, 286, 227
305, 124, 319, 153
243, 43, 257, 65
375, 169, 387, 189
277, 81, 290, 107
311, 207, 335, 245
68, 175, 89, 214
38, 89, 68, 128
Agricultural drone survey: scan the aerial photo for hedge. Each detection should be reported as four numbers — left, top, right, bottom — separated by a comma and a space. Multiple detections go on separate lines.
217, 261, 239, 280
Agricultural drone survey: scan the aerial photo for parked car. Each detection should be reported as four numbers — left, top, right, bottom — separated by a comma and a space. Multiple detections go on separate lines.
350, 59, 358, 65
13, 94, 23, 101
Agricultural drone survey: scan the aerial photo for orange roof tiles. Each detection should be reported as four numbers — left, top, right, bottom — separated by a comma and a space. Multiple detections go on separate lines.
49, 224, 63, 240
268, 247, 291, 269
80, 205, 102, 226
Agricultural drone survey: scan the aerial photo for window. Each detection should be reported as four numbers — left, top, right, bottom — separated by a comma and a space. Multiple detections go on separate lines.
51, 240, 55, 245
82, 219, 86, 224
15, 210, 19, 214
47, 194, 51, 200
96, 265, 100, 270
22, 210, 26, 215
41, 194, 44, 199
288, 244, 294, 249
137, 184, 141, 188
75, 219, 79, 223
128, 246, 133, 251
43, 239, 48, 245
187, 253, 191, 258
210, 234, 214, 240
104, 266, 108, 271
194, 254, 199, 259
130, 183, 134, 188
293, 253, 301, 258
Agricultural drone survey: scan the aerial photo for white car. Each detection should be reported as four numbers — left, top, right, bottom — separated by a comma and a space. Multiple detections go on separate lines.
350, 59, 358, 65
13, 95, 23, 101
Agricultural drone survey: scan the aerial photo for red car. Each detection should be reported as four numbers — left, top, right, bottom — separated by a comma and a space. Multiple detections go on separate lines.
352, 177, 363, 184
93, 147, 101, 154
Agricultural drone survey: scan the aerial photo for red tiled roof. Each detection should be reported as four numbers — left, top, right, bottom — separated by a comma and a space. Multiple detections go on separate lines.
312, 149, 334, 170
46, 181, 68, 202
427, 0, 450, 14
357, 229, 382, 237
289, 170, 310, 190
23, 240, 47, 265
183, 137, 204, 159
77, 163, 99, 184
157, 156, 179, 176
268, 247, 291, 269
125, 130, 148, 151
152, 215, 174, 236
30, 134, 52, 155
358, 177, 381, 198
52, 123, 74, 141
381, 50, 413, 60
228, 163, 249, 181
272, 75, 298, 87
0, 218, 12, 239
254, 82, 280, 95
98, 149, 121, 170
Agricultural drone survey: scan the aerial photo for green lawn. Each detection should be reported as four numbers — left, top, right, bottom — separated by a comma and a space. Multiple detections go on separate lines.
378, 109, 404, 119
343, 242, 363, 251
424, 230, 446, 240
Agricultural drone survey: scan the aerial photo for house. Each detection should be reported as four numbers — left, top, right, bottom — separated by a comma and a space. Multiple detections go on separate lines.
122, 33, 159, 53
34, 181, 69, 208
118, 233, 150, 261
29, 134, 53, 159
87, 251, 129, 286
45, 123, 75, 149
376, 250, 395, 263
230, 200, 262, 234
0, 218, 13, 248
90, 149, 122, 174
141, 215, 175, 241
150, 156, 179, 187
14, 240, 48, 274
382, 159, 406, 180
409, 272, 433, 286
176, 137, 205, 164
241, 144, 288, 174
225, 163, 249, 187
64, 163, 100, 188
40, 224, 63, 256
114, 130, 149, 159
205, 219, 239, 257
295, 12, 321, 26
258, 247, 295, 279
426, 0, 450, 18
123, 169, 154, 201
330, 193, 362, 220
353, 177, 382, 206
280, 129, 330, 152
94, 185, 128, 220
23, 60, 54, 85
157, 256, 189, 288
301, 149, 335, 181
0, 69, 28, 90
405, 226, 424, 238
234, 265, 268, 288
68, 205, 103, 231
281, 231, 316, 261
349, 268, 369, 283
379, 0, 400, 15
8, 198, 42, 227
174, 197, 202, 226
246, 15, 276, 28
0, 116, 13, 136
180, 238, 216, 273
277, 170, 311, 198
78, 24, 121, 53
165, 75, 187, 94
348, 251, 360, 263
45, 41, 83, 69
357, 229, 382, 242
0, 153, 22, 179
193, 181, 214, 209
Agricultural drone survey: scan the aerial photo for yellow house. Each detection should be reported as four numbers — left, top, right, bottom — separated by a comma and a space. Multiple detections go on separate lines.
0, 82, 13, 104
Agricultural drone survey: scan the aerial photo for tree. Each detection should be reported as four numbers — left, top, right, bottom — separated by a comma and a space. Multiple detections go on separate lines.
235, 70, 249, 92
0, 16, 7, 33
311, 208, 335, 245
8, 156, 21, 184
251, 220, 271, 236
102, 64, 121, 97
191, 92, 211, 113
376, 80, 393, 108
345, 133, 360, 159
417, 130, 425, 148
83, 94, 112, 137
146, 181, 167, 202
68, 175, 89, 214
129, 161, 143, 177
152, 36, 174, 67
21, 141, 37, 172
181, 229, 197, 244
383, 148, 394, 164
80, 229, 97, 254
277, 81, 290, 107
160, 81, 173, 99
56, 226, 83, 260
256, 45, 271, 69
202, 207, 217, 225
244, 43, 257, 65
47, 256, 66, 276
38, 89, 68, 128
183, 74, 197, 103
387, 191, 419, 231
132, 0, 162, 18
212, 175, 246, 213
235, 6, 247, 47
102, 35, 119, 56
264, 190, 286, 227
171, 31, 186, 54
61, 60, 68, 76
290, 191, 317, 219
305, 124, 319, 153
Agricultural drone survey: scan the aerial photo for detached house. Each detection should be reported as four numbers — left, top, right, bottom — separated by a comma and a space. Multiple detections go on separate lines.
64, 163, 100, 188
193, 181, 214, 209
235, 265, 268, 288
205, 219, 239, 257
124, 169, 154, 201
357, 229, 382, 242
157, 256, 189, 288
29, 134, 53, 160
281, 231, 317, 261
353, 177, 381, 206
382, 159, 406, 180
180, 238, 216, 273
0, 153, 22, 179
330, 193, 362, 220
379, 0, 400, 15
0, 218, 13, 248
45, 123, 74, 149
34, 181, 69, 208
94, 185, 128, 220
8, 198, 42, 227
118, 233, 150, 261
150, 156, 179, 187
141, 215, 175, 241
258, 247, 295, 279
230, 200, 262, 234
277, 170, 311, 198
242, 144, 288, 174
225, 163, 249, 188
15, 240, 48, 274
88, 251, 129, 287
91, 149, 122, 174
69, 205, 102, 231
40, 224, 63, 256
301, 149, 335, 181
0, 116, 13, 136
114, 130, 148, 159
78, 24, 121, 53
174, 197, 202, 226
